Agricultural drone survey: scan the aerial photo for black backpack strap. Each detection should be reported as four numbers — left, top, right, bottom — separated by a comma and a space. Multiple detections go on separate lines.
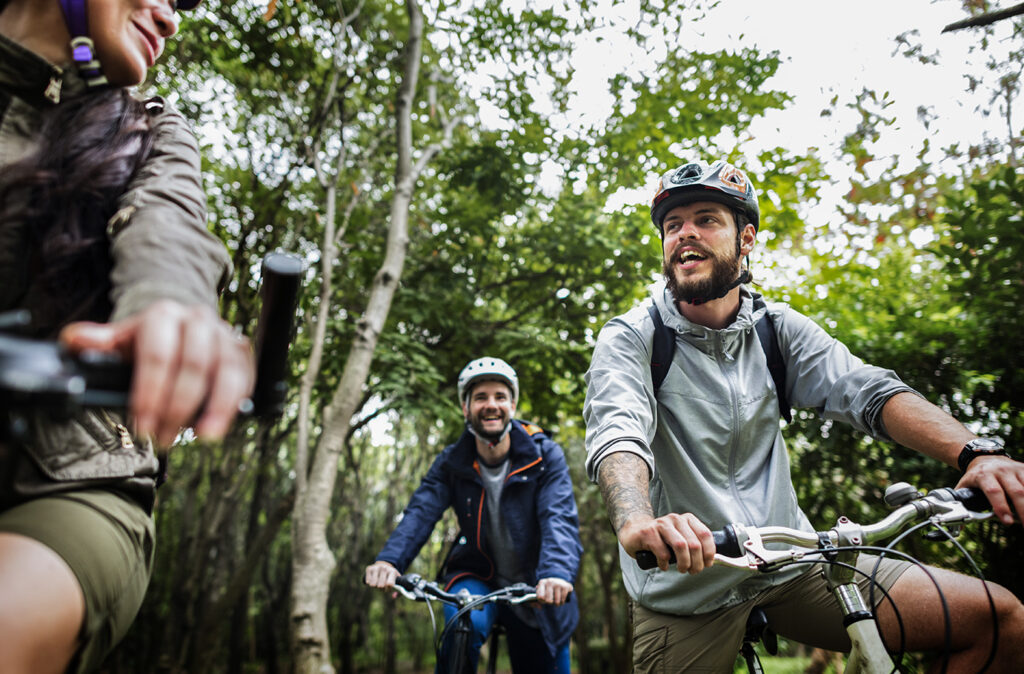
752, 295, 791, 423
647, 303, 674, 395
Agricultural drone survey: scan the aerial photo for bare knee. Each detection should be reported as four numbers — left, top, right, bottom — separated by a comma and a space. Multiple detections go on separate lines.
0, 533, 84, 674
990, 590, 1024, 664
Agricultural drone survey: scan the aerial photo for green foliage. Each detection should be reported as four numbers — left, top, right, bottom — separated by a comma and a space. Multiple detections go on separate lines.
105, 1, 1024, 672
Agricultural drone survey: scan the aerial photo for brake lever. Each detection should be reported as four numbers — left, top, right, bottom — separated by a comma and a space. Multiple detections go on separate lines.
714, 524, 811, 572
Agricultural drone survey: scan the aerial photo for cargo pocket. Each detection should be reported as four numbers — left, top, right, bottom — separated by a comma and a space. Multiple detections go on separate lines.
23, 409, 158, 482
631, 622, 669, 674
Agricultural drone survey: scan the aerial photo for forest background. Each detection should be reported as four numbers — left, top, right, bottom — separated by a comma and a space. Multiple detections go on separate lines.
97, 0, 1022, 672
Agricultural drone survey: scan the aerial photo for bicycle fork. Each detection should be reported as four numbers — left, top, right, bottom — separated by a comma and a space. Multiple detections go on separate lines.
830, 581, 894, 674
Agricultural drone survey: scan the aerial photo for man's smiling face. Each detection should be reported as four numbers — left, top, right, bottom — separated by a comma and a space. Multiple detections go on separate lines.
661, 201, 746, 305
463, 379, 516, 443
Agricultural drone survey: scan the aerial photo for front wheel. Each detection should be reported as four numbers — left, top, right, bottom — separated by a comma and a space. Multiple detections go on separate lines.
441, 618, 472, 674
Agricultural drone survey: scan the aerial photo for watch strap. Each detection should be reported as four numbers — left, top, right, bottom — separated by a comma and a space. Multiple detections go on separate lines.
957, 439, 1007, 473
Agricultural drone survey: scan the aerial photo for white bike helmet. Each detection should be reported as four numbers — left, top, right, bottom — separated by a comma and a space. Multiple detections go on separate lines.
457, 357, 519, 405
650, 159, 760, 233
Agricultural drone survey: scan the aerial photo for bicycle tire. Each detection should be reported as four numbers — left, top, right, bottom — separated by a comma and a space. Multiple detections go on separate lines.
444, 624, 471, 674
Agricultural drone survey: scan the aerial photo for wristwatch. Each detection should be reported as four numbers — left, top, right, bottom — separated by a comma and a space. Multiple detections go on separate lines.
957, 437, 1007, 473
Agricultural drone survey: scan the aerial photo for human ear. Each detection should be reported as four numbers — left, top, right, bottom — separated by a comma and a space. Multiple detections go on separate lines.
739, 223, 756, 255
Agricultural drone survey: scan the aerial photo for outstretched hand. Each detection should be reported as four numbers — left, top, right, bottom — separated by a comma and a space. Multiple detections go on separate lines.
957, 455, 1024, 526
59, 300, 254, 447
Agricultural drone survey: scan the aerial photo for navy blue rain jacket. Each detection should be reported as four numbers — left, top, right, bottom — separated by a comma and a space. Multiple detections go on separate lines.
376, 419, 583, 654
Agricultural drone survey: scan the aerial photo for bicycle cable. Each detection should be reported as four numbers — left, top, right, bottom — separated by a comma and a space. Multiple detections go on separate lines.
911, 519, 1000, 673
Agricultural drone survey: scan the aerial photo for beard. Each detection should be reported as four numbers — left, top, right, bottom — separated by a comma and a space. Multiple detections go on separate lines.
467, 409, 510, 443
663, 240, 742, 305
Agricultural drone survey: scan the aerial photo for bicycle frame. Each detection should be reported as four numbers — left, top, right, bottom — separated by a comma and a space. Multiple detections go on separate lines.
821, 540, 897, 673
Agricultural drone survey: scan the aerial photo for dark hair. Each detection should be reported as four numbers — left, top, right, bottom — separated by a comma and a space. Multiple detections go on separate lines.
0, 88, 156, 335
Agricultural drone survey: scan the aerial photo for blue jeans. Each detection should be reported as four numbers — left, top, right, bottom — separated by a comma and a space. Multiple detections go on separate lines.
437, 577, 571, 674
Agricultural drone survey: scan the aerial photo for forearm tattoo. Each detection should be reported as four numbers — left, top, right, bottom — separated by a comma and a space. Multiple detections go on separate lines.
598, 452, 653, 534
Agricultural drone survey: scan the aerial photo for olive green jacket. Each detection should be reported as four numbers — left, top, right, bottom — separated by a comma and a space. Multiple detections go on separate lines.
0, 34, 231, 510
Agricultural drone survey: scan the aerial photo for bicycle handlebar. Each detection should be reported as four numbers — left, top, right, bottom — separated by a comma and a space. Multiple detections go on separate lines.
635, 485, 992, 571
0, 251, 304, 424
392, 574, 538, 607
250, 252, 304, 418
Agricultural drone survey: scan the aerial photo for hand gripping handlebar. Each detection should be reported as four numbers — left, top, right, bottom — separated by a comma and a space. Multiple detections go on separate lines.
633, 486, 992, 572
0, 251, 304, 425
635, 526, 742, 570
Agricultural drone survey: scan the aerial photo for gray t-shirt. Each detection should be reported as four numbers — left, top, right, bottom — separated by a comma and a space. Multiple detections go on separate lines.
478, 455, 538, 628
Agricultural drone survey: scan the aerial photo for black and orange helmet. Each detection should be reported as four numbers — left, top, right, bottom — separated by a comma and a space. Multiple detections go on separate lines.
651, 159, 760, 233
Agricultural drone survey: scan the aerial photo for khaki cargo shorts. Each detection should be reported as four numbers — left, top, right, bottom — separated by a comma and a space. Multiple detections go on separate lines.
0, 489, 155, 673
632, 555, 912, 673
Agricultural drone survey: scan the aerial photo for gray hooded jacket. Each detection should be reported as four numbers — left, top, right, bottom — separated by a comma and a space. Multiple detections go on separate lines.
583, 280, 915, 615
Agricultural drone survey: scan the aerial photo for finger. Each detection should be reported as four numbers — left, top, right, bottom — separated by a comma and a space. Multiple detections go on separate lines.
366, 567, 388, 588
59, 321, 135, 355
130, 308, 184, 441
656, 516, 696, 573
155, 313, 215, 446
665, 514, 712, 574
643, 530, 677, 572
695, 519, 716, 569
981, 479, 1012, 525
193, 329, 253, 441
998, 469, 1024, 525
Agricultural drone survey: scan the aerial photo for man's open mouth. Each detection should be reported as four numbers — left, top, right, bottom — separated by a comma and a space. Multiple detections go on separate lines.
678, 250, 707, 265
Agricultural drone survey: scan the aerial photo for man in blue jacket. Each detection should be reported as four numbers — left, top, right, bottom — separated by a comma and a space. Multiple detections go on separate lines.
364, 357, 582, 673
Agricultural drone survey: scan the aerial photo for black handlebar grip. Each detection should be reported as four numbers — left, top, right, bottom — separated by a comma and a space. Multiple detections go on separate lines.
635, 526, 741, 570
394, 575, 418, 591
952, 487, 992, 513
74, 348, 133, 408
250, 252, 304, 419
715, 525, 742, 558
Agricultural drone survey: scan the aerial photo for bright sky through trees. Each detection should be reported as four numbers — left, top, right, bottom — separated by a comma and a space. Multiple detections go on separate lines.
489, 0, 1019, 212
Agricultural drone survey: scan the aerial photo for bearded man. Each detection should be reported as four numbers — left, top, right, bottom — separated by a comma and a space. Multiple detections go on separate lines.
364, 357, 582, 673
582, 158, 1024, 672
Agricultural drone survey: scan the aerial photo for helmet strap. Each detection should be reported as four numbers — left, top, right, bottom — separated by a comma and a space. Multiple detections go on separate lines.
58, 0, 109, 88
465, 419, 511, 445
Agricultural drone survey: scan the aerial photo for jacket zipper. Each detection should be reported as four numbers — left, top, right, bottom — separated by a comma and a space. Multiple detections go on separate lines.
715, 332, 756, 524
99, 410, 134, 450
471, 463, 495, 580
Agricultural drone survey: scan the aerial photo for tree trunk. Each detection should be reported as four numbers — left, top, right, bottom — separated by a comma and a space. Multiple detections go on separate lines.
288, 2, 426, 672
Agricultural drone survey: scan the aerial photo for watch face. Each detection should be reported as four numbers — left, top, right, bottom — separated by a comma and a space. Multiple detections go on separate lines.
967, 438, 1004, 452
